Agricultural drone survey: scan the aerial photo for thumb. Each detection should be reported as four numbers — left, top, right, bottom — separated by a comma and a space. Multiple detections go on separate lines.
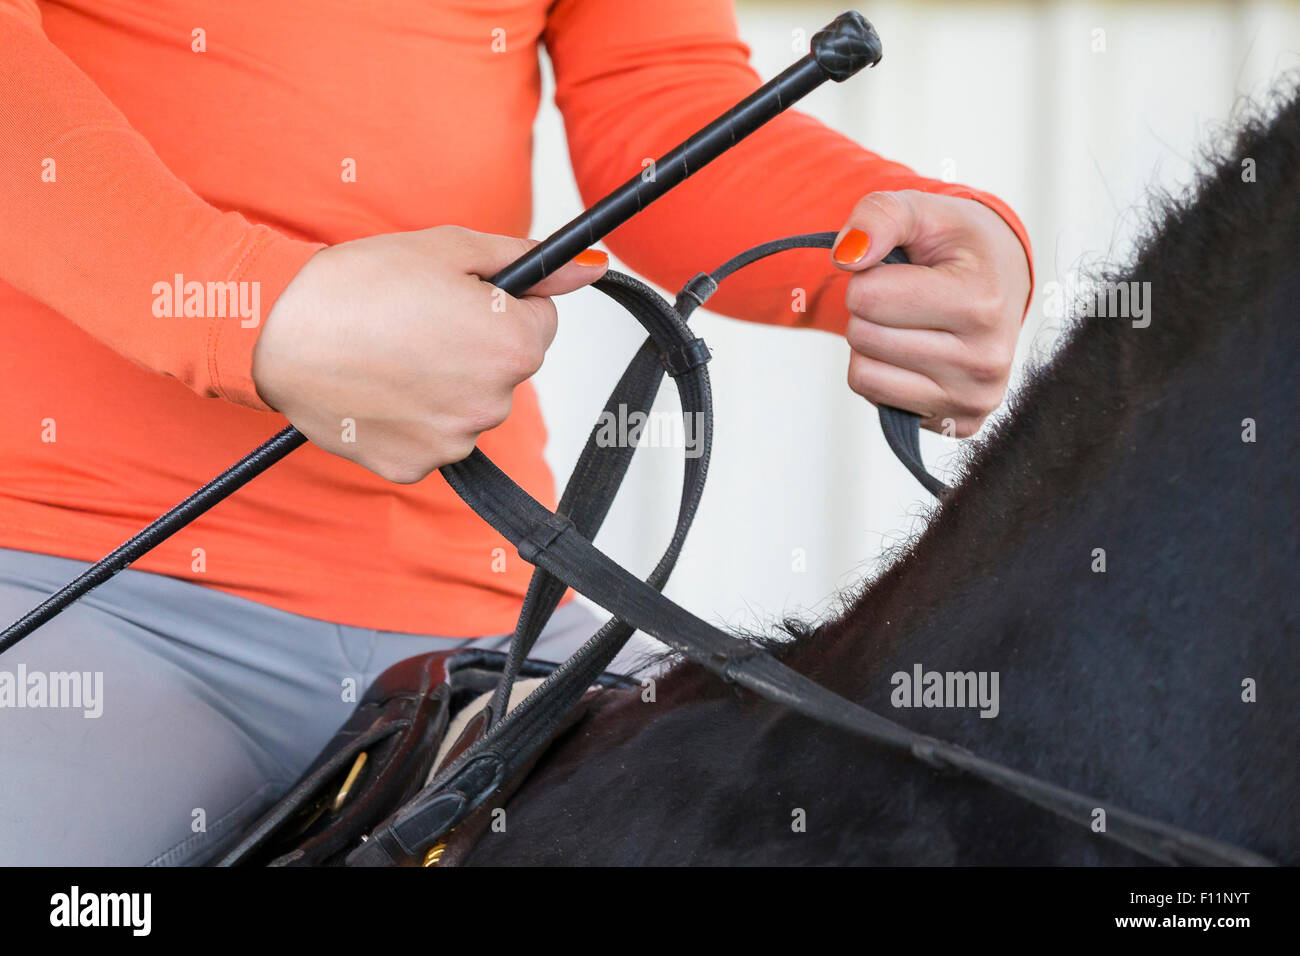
443, 227, 609, 297
830, 191, 925, 272
521, 246, 610, 298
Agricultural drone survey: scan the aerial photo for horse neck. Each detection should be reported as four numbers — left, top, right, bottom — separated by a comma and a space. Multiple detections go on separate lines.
797, 276, 1299, 695
773, 104, 1300, 858
795, 92, 1300, 701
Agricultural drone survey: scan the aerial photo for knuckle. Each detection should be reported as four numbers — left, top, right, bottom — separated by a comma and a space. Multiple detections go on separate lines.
846, 356, 882, 404
981, 380, 1009, 413
489, 321, 546, 382
445, 435, 479, 464
844, 315, 879, 353
845, 277, 880, 319
430, 223, 470, 246
964, 289, 1005, 331
854, 190, 907, 228
425, 224, 478, 261
374, 456, 433, 485
511, 235, 539, 260
505, 336, 546, 381
466, 393, 513, 433
964, 342, 1013, 387
958, 386, 999, 420
968, 355, 1002, 387
429, 426, 480, 465
530, 299, 559, 350
940, 411, 983, 439
495, 234, 536, 265
489, 398, 513, 429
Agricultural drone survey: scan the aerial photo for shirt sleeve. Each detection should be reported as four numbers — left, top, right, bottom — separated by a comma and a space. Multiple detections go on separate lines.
544, 0, 1033, 335
0, 1, 323, 409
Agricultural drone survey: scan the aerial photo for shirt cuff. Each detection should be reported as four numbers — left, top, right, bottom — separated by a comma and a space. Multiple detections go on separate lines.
207, 228, 324, 411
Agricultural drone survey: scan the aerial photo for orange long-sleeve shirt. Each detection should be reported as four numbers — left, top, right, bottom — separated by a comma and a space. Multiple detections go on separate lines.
0, 0, 1031, 636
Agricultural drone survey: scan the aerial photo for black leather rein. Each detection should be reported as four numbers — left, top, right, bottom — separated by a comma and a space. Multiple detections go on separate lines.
345, 234, 1273, 868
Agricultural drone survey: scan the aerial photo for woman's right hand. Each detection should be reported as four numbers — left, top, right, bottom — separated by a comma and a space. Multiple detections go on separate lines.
251, 225, 608, 483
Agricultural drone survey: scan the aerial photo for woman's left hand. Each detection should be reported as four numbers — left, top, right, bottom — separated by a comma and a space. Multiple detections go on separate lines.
831, 190, 1031, 437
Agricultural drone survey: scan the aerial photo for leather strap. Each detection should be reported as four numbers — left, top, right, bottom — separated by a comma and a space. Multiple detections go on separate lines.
348, 237, 1271, 869
483, 237, 944, 730
484, 269, 715, 727
675, 231, 948, 499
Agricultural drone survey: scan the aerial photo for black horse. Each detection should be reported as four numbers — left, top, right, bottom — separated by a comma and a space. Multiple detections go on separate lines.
456, 90, 1300, 865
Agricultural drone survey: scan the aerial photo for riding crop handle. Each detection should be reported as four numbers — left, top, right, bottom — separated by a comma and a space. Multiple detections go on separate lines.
0, 12, 882, 653
490, 11, 882, 294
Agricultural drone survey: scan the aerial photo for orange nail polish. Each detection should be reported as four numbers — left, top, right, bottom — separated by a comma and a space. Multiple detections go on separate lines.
573, 248, 608, 267
833, 229, 871, 264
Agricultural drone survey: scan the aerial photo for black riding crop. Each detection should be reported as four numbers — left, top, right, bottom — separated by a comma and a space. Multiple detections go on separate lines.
0, 11, 887, 653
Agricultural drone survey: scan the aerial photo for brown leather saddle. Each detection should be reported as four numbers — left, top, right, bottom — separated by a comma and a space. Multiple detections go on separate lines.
216, 648, 635, 867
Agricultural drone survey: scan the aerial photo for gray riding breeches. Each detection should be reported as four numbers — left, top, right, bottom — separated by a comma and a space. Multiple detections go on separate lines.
0, 547, 602, 866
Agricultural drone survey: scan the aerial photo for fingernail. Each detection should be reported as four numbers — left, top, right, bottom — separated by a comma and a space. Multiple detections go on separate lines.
573, 248, 608, 267
833, 229, 870, 264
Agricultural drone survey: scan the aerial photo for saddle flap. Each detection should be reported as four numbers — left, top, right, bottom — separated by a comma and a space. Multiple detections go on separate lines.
221, 648, 634, 867
218, 651, 457, 867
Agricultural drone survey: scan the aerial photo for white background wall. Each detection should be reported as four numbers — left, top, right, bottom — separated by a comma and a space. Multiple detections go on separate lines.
526, 1, 1300, 650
